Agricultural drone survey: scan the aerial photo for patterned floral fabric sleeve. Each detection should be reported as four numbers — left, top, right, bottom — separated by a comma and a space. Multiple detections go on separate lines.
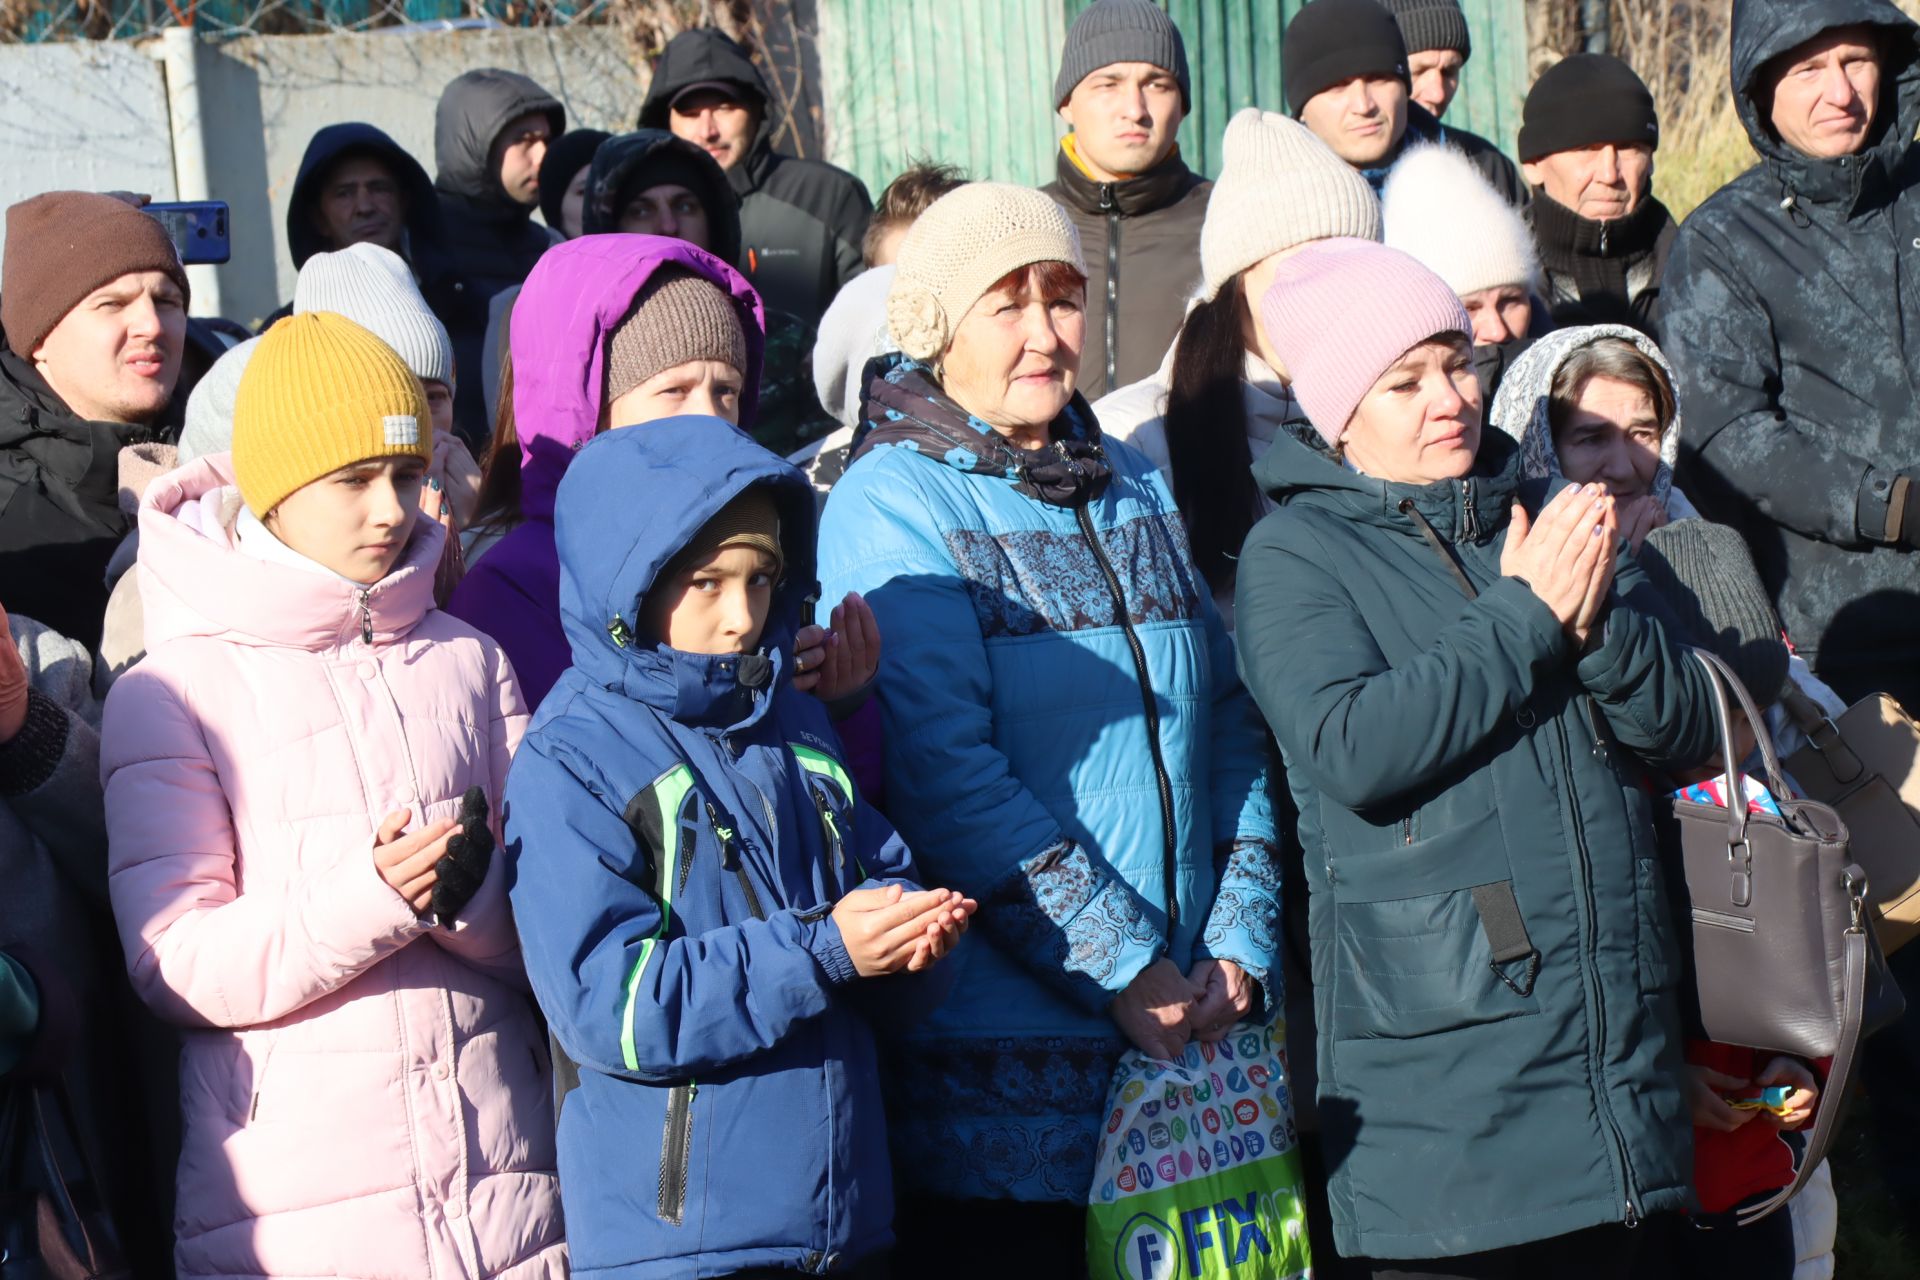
1194, 838, 1285, 1018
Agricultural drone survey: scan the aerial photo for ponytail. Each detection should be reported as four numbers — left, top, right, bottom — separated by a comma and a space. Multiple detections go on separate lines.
470, 351, 523, 532
1163, 274, 1263, 594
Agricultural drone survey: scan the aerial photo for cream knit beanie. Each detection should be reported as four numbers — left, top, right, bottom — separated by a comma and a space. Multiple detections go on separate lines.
887, 183, 1086, 361
1382, 144, 1539, 299
1200, 108, 1382, 299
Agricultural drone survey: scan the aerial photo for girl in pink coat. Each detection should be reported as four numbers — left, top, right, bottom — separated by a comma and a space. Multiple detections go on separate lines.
102, 313, 564, 1280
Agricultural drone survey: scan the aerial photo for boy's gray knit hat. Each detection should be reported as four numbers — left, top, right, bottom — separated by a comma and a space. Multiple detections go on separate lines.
1055, 0, 1191, 110
1381, 0, 1471, 58
1639, 518, 1792, 706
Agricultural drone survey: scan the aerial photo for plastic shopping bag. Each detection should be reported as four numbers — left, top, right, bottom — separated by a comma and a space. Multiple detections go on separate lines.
1087, 1019, 1312, 1280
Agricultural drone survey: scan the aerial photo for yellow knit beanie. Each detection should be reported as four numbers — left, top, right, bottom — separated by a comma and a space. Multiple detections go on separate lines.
233, 312, 433, 518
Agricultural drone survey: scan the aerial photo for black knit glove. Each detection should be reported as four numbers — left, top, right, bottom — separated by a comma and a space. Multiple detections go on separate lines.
431, 787, 494, 926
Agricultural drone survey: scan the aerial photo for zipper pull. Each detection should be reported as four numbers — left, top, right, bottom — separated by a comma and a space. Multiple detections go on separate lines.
356, 588, 373, 645
813, 790, 845, 871
707, 802, 738, 868
1099, 182, 1117, 212
1623, 1200, 1639, 1229
1600, 220, 1610, 255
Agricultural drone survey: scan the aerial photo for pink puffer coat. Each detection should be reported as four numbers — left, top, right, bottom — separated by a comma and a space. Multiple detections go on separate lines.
102, 456, 564, 1280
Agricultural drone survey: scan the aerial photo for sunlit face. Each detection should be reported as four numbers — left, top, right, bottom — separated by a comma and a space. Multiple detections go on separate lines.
1342, 335, 1482, 485
606, 359, 744, 429
1553, 374, 1664, 498
558, 163, 593, 238
423, 380, 454, 441
492, 112, 553, 206
263, 454, 425, 585
1058, 61, 1186, 181
1461, 284, 1533, 346
32, 270, 186, 426
669, 89, 760, 171
1767, 28, 1881, 160
643, 544, 776, 655
311, 154, 405, 253
1300, 75, 1409, 166
617, 183, 712, 249
940, 265, 1086, 436
1408, 48, 1465, 118
1523, 143, 1655, 220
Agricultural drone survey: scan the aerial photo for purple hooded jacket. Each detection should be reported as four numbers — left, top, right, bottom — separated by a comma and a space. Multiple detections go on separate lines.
448, 235, 766, 708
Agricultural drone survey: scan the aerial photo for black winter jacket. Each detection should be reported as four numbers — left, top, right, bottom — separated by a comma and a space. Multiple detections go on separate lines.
638, 29, 870, 330
1235, 426, 1713, 1259
432, 69, 565, 443
0, 342, 160, 648
1375, 103, 1526, 207
1663, 0, 1920, 707
1532, 189, 1678, 340
1042, 144, 1211, 399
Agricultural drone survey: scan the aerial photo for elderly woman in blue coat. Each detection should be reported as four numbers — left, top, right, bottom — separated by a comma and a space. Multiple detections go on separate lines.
817, 183, 1281, 1270
1234, 238, 1717, 1277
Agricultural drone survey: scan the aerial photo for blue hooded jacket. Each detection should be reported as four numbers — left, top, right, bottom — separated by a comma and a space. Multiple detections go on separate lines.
504, 418, 940, 1278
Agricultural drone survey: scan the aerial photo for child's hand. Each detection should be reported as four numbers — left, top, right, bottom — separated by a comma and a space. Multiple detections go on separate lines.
373, 810, 458, 916
1757, 1056, 1820, 1130
904, 890, 977, 972
1187, 958, 1258, 1042
1686, 1065, 1759, 1132
831, 884, 962, 977
793, 593, 880, 701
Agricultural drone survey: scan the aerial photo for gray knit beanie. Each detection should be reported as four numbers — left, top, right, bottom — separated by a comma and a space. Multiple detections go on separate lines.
1381, 0, 1471, 58
178, 336, 259, 466
293, 243, 455, 389
1055, 0, 1191, 110
606, 269, 749, 404
1639, 518, 1791, 706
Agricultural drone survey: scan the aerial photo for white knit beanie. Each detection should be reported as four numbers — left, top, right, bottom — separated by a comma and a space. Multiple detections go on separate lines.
1382, 143, 1539, 298
887, 183, 1087, 361
293, 242, 455, 389
1200, 108, 1382, 299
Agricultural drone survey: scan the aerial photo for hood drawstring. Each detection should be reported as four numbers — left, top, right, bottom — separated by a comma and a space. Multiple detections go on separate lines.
1778, 179, 1813, 229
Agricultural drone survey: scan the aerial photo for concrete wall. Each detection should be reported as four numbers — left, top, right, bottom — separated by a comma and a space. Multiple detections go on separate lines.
0, 28, 641, 328
192, 27, 642, 326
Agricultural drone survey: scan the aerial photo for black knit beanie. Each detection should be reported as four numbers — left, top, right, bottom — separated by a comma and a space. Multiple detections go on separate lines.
1381, 0, 1471, 59
539, 129, 611, 233
1518, 53, 1660, 162
1639, 519, 1791, 707
1284, 0, 1412, 116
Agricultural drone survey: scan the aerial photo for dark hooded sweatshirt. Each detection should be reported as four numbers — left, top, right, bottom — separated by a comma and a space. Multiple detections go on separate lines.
0, 338, 170, 648
1041, 143, 1212, 400
260, 123, 446, 329
433, 69, 566, 443
1662, 0, 1920, 708
638, 29, 871, 331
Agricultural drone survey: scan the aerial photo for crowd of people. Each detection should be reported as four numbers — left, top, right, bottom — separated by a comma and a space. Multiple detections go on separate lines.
2, 0, 1917, 1276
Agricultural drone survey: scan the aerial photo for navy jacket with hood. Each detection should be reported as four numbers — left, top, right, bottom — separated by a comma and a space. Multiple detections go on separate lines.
432, 69, 566, 442
504, 419, 941, 1278
1662, 0, 1920, 709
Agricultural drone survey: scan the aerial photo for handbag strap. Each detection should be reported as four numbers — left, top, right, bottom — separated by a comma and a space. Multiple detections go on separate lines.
1734, 876, 1872, 1226
1780, 684, 1868, 786
1687, 648, 1797, 853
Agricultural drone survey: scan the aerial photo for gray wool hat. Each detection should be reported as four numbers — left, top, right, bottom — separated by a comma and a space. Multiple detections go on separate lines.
178, 337, 260, 467
1055, 0, 1191, 110
1639, 518, 1792, 707
1381, 0, 1471, 59
294, 242, 455, 390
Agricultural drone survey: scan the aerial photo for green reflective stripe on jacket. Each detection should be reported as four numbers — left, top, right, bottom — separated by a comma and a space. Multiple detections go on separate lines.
622, 764, 697, 1071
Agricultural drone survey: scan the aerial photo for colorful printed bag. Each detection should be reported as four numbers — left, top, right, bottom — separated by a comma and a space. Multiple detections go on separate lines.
1086, 1020, 1312, 1280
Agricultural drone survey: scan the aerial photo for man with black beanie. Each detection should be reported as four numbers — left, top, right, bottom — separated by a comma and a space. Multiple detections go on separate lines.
1284, 0, 1523, 204
1382, 0, 1472, 119
1520, 53, 1676, 339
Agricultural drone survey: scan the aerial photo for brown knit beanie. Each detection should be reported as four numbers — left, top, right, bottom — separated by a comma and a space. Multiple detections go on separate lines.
2, 192, 190, 355
605, 270, 748, 405
676, 485, 784, 580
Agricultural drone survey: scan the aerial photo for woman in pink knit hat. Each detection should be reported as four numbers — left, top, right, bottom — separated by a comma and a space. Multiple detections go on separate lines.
1231, 237, 1719, 1277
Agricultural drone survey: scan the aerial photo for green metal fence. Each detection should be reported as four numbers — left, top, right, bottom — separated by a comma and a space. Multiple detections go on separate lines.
818, 0, 1528, 194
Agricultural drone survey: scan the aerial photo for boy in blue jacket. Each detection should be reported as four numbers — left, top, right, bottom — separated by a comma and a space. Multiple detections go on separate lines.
505, 418, 973, 1279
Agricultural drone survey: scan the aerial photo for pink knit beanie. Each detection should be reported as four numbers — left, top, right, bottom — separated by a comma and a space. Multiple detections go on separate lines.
1259, 238, 1472, 448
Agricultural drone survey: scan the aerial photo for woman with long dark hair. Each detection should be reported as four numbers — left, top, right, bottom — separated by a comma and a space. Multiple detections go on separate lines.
1097, 108, 1379, 626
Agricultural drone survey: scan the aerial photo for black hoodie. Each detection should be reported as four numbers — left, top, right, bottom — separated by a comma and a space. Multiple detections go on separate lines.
638, 29, 870, 329
432, 68, 566, 442
581, 129, 743, 265
1663, 0, 1920, 706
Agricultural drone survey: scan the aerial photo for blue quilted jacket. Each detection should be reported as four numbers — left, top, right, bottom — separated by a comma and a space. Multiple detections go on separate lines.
816, 357, 1279, 1202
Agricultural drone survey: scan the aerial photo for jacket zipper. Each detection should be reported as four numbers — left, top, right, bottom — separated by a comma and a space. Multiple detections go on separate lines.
1099, 183, 1120, 389
1552, 716, 1641, 1226
356, 587, 374, 645
708, 801, 766, 921
657, 1079, 696, 1226
1401, 816, 1413, 846
1074, 503, 1180, 929
812, 787, 847, 891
